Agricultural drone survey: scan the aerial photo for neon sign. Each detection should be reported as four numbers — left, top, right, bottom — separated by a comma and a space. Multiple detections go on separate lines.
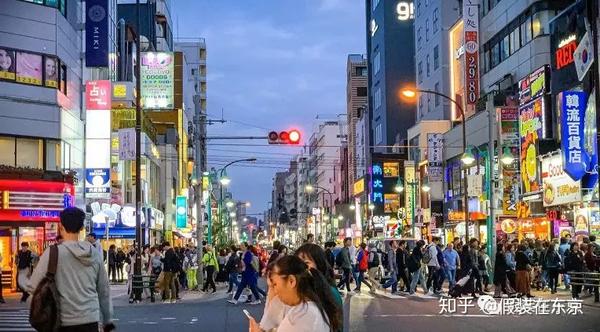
396, 2, 414, 21
20, 210, 60, 218
555, 38, 577, 70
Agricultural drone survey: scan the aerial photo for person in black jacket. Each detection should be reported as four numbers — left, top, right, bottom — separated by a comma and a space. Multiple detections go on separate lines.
224, 246, 241, 294
325, 242, 335, 269
116, 248, 126, 282
566, 242, 585, 299
161, 242, 179, 303
107, 245, 117, 283
396, 240, 410, 292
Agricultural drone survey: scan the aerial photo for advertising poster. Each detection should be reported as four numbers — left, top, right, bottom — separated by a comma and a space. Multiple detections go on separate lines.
404, 161, 416, 225
541, 155, 581, 207
519, 97, 543, 193
0, 48, 16, 80
141, 52, 174, 109
86, 80, 111, 110
85, 168, 110, 198
574, 208, 589, 236
44, 56, 58, 88
427, 133, 443, 182
16, 52, 42, 85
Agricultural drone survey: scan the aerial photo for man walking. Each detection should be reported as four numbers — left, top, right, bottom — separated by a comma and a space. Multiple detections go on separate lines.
367, 243, 381, 293
202, 244, 219, 293
396, 240, 410, 292
381, 240, 399, 294
443, 243, 460, 289
161, 241, 179, 303
425, 237, 442, 295
228, 242, 262, 305
25, 207, 114, 331
336, 237, 353, 293
16, 242, 33, 302
86, 232, 104, 262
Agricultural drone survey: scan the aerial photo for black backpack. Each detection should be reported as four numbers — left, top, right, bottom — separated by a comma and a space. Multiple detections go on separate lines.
29, 245, 60, 332
368, 251, 380, 268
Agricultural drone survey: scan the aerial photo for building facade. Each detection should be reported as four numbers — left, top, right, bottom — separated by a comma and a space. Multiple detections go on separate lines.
346, 54, 368, 196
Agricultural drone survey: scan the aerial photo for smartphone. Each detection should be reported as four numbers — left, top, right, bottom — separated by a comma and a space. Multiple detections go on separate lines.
243, 309, 252, 319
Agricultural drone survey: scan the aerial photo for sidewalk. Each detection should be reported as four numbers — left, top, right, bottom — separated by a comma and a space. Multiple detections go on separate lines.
531, 287, 600, 308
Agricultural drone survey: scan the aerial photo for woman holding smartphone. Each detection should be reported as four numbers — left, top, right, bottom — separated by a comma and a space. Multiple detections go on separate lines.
248, 255, 341, 332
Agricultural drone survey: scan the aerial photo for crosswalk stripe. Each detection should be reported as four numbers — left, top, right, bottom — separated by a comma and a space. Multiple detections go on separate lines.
0, 310, 34, 332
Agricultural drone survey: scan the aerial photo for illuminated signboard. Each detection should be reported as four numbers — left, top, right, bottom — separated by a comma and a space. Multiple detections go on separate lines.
0, 180, 75, 222
518, 65, 548, 104
519, 98, 544, 193
463, 0, 480, 108
541, 154, 581, 207
176, 195, 187, 228
404, 161, 416, 224
141, 52, 174, 109
353, 178, 365, 196
396, 2, 414, 21
370, 163, 384, 208
86, 80, 111, 110
555, 35, 577, 70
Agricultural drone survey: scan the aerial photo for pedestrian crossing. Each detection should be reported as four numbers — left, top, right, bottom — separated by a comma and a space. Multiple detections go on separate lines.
0, 309, 34, 332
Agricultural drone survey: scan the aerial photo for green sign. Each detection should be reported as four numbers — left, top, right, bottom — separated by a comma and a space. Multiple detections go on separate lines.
176, 196, 187, 228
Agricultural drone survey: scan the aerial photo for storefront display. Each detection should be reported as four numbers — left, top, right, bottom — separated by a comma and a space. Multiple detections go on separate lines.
519, 218, 550, 240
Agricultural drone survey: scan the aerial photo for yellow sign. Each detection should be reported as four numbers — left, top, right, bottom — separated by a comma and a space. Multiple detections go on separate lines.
202, 175, 209, 191
113, 84, 127, 98
448, 211, 465, 221
353, 179, 365, 195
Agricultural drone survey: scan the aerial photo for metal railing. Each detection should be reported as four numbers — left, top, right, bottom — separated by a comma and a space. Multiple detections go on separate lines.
569, 271, 600, 303
129, 275, 158, 303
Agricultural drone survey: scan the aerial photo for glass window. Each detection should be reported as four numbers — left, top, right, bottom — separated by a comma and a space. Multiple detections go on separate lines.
491, 43, 500, 68
532, 11, 550, 37
16, 138, 43, 169
357, 87, 367, 97
426, 55, 430, 77
0, 137, 15, 166
417, 27, 422, 46
374, 87, 382, 109
434, 82, 440, 106
426, 19, 430, 41
45, 0, 58, 7
45, 140, 61, 171
374, 52, 380, 74
418, 61, 423, 83
372, 0, 380, 12
501, 35, 510, 61
375, 123, 383, 144
483, 48, 490, 73
433, 45, 439, 70
509, 27, 519, 55
433, 9, 439, 33
521, 17, 532, 45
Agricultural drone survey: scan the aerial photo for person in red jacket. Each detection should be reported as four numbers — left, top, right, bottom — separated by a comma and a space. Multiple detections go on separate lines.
353, 243, 372, 292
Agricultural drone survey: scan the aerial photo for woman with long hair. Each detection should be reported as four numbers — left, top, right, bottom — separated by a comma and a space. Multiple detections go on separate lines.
515, 244, 533, 297
259, 243, 342, 331
249, 255, 342, 332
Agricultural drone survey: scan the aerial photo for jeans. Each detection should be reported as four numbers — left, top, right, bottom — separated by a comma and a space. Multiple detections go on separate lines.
445, 269, 457, 288
352, 265, 360, 288
108, 264, 117, 282
337, 268, 352, 291
202, 266, 216, 292
179, 270, 188, 290
397, 268, 410, 291
563, 273, 571, 288
547, 268, 559, 292
355, 271, 372, 291
410, 269, 427, 294
382, 272, 398, 293
233, 277, 261, 301
186, 268, 198, 290
426, 266, 439, 292
228, 272, 240, 293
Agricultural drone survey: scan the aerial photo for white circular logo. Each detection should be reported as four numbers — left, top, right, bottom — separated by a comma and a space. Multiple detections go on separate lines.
88, 5, 106, 23
465, 41, 478, 54
177, 206, 186, 215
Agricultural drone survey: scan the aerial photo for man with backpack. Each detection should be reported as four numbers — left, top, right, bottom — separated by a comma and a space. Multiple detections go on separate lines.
367, 243, 381, 293
24, 207, 114, 332
408, 240, 428, 295
228, 242, 262, 305
354, 243, 372, 293
381, 240, 399, 294
336, 237, 353, 293
424, 237, 442, 295
201, 245, 219, 293
224, 245, 242, 294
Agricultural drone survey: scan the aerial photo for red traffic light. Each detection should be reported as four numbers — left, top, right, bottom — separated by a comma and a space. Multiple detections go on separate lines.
267, 129, 301, 144
288, 130, 301, 144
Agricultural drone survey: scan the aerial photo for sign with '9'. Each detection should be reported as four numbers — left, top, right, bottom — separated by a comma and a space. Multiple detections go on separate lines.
463, 0, 480, 106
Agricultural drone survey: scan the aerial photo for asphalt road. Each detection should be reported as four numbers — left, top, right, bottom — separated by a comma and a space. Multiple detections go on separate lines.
2, 288, 599, 332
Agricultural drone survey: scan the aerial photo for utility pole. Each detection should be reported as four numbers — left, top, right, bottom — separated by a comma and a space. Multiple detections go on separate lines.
133, 0, 142, 302
194, 96, 206, 288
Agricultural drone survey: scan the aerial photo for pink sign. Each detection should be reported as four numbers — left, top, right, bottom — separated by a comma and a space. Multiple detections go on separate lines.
86, 80, 111, 110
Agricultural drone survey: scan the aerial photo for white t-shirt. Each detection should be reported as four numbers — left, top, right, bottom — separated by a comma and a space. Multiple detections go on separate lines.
277, 301, 330, 332
427, 244, 439, 268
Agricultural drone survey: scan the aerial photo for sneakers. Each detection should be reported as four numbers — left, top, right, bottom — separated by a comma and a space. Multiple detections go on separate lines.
227, 299, 238, 305
249, 300, 262, 305
171, 299, 177, 304
426, 290, 435, 296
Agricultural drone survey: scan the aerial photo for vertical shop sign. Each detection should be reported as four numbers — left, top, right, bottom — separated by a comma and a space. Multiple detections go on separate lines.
561, 91, 588, 181
404, 161, 416, 224
85, 0, 109, 67
499, 107, 519, 215
370, 163, 384, 208
463, 0, 480, 108
176, 196, 187, 228
519, 98, 544, 193
427, 134, 443, 182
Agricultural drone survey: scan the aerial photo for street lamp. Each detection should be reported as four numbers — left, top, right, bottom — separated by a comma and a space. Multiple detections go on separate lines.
245, 201, 251, 208
368, 204, 375, 210
501, 147, 515, 165
349, 205, 356, 211
225, 200, 235, 209
219, 176, 231, 186
229, 211, 237, 218
304, 183, 334, 242
401, 87, 470, 241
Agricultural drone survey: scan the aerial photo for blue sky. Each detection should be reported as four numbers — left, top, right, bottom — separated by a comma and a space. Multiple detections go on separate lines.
174, 0, 365, 216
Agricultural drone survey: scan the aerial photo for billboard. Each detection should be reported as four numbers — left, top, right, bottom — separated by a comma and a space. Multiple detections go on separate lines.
519, 97, 544, 193
499, 107, 519, 215
85, 0, 109, 67
0, 48, 16, 81
141, 52, 174, 109
404, 161, 416, 225
85, 168, 111, 196
16, 52, 42, 85
427, 133, 443, 182
541, 154, 581, 207
561, 91, 588, 181
85, 80, 111, 199
462, 0, 479, 109
86, 80, 111, 110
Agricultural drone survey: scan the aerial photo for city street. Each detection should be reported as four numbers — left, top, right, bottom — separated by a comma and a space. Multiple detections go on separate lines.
2, 285, 599, 332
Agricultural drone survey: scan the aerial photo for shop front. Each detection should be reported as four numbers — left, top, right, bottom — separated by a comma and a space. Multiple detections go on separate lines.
0, 178, 75, 290
91, 205, 144, 251
445, 210, 488, 244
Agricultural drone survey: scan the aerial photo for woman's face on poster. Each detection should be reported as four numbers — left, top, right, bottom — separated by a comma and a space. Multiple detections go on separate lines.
46, 58, 57, 78
0, 50, 12, 71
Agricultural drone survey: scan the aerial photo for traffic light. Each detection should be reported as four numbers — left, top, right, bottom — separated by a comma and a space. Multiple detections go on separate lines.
268, 129, 301, 144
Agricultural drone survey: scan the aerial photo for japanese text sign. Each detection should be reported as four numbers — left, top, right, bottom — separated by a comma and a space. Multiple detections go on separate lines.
561, 91, 588, 181
86, 80, 111, 110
